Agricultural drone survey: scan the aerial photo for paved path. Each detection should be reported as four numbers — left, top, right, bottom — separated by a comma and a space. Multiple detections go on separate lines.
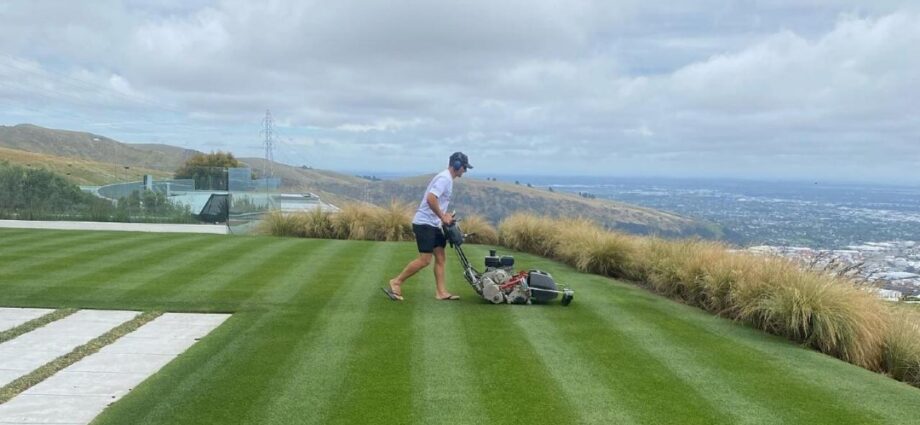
0, 308, 54, 333
0, 312, 230, 425
0, 220, 229, 235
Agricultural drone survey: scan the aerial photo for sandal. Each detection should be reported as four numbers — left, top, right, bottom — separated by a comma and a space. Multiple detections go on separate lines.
437, 294, 460, 301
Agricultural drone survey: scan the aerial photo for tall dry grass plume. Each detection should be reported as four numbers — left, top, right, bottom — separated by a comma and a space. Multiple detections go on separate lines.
458, 214, 498, 245
373, 201, 414, 242
259, 211, 306, 237
331, 203, 378, 240
884, 305, 920, 385
498, 213, 561, 257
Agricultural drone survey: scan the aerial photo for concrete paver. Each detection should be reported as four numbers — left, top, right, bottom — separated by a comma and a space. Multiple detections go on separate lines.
0, 310, 138, 387
0, 312, 231, 425
0, 308, 54, 333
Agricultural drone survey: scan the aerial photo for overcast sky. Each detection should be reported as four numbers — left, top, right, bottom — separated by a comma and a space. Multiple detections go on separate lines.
1, 1, 918, 183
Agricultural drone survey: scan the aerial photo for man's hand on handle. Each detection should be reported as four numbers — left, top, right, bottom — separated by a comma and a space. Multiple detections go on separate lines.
441, 211, 454, 226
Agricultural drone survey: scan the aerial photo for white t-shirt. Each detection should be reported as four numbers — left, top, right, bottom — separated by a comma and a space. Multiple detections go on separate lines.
413, 169, 453, 227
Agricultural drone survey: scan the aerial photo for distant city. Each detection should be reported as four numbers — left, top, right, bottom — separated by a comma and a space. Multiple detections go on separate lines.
514, 176, 920, 297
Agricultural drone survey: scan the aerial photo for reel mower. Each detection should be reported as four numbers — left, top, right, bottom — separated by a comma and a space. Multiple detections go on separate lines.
443, 219, 574, 306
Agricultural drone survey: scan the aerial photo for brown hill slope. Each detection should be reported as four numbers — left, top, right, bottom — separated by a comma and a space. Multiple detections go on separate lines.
0, 124, 195, 172
0, 146, 172, 185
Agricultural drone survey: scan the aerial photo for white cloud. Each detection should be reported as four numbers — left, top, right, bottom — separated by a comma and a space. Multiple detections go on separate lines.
0, 1, 918, 182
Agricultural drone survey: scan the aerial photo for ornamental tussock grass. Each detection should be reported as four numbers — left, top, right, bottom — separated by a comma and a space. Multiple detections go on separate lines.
261, 201, 414, 242
498, 213, 561, 257
497, 212, 913, 382
458, 214, 498, 245
554, 218, 639, 279
302, 207, 336, 239
884, 305, 920, 385
331, 203, 377, 240
371, 201, 414, 242
260, 211, 307, 237
731, 257, 887, 370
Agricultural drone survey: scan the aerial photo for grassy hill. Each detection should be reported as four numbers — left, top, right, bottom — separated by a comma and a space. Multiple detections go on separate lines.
0, 124, 195, 172
0, 228, 918, 424
0, 123, 723, 238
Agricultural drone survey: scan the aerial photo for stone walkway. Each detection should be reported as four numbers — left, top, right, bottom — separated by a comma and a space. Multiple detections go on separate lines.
0, 309, 53, 333
0, 308, 230, 425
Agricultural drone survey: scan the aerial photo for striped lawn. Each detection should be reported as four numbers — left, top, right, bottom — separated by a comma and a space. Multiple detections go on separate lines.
1, 228, 919, 425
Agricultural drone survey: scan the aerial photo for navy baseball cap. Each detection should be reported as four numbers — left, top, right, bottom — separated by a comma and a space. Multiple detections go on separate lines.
450, 152, 473, 169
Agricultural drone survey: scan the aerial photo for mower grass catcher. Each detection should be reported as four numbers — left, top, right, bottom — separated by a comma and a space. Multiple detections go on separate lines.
443, 220, 574, 306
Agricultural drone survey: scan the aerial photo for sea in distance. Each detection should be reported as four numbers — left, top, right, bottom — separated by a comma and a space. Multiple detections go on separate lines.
364, 171, 920, 249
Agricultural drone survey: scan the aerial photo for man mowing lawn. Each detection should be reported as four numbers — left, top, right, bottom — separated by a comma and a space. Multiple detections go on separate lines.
385, 152, 473, 301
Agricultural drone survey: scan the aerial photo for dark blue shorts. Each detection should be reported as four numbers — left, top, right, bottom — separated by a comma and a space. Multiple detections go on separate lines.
412, 224, 446, 253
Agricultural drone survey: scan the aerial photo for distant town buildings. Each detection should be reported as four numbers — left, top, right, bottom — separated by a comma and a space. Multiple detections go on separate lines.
746, 241, 920, 299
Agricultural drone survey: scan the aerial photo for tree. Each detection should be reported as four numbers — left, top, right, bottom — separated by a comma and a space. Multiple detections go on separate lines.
174, 151, 241, 190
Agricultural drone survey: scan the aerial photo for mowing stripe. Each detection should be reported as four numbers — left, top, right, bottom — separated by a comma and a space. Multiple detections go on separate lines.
409, 286, 491, 424
0, 228, 33, 240
242, 242, 391, 424
0, 310, 139, 389
507, 307, 638, 425
34, 234, 225, 305
582, 290, 829, 424
91, 241, 371, 424
0, 309, 73, 345
319, 243, 417, 425
164, 237, 303, 306
0, 229, 49, 249
579, 300, 777, 425
0, 232, 165, 295
177, 237, 315, 309
456, 305, 580, 425
121, 236, 275, 309
7, 233, 203, 302
613, 277, 920, 424
591, 280, 882, 424
241, 238, 345, 309
0, 313, 228, 425
0, 230, 116, 268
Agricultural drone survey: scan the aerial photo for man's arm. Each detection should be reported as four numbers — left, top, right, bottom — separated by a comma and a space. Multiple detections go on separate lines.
426, 192, 453, 225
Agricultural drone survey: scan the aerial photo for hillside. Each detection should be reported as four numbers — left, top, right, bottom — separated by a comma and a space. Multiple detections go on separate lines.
0, 146, 172, 186
1, 228, 919, 424
1, 123, 723, 237
0, 124, 194, 172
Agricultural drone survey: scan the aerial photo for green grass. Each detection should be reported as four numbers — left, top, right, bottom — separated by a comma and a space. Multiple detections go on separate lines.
1, 228, 919, 424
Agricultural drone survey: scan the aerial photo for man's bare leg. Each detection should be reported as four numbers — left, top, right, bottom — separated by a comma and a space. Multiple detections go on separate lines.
389, 253, 433, 299
432, 246, 453, 299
